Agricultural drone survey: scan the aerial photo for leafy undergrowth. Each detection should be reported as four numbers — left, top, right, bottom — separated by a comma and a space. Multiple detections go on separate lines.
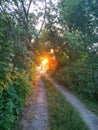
43, 78, 88, 130
0, 40, 32, 130
51, 70, 98, 115
0, 69, 32, 130
74, 91, 98, 115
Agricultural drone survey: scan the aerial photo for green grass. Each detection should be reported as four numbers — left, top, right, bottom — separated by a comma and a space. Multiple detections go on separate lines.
43, 78, 89, 130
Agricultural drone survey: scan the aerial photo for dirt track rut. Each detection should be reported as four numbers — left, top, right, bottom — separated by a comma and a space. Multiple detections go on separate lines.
20, 74, 49, 130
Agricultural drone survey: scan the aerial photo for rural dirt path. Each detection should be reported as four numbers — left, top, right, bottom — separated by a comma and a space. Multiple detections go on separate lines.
45, 74, 98, 130
20, 74, 49, 130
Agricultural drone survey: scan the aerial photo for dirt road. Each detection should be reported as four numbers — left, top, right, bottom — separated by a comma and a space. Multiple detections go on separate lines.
20, 74, 49, 130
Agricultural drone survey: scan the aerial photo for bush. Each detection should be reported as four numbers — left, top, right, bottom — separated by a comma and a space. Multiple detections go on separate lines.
53, 60, 98, 101
0, 39, 32, 130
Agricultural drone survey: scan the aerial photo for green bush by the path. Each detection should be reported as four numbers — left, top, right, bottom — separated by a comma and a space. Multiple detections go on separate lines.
53, 62, 98, 101
0, 40, 32, 130
0, 21, 32, 129
43, 78, 88, 130
0, 70, 32, 130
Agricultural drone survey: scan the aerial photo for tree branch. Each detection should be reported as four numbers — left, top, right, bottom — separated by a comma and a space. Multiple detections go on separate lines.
33, 0, 47, 43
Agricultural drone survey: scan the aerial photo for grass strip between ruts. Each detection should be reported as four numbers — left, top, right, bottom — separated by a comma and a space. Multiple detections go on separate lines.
43, 77, 89, 130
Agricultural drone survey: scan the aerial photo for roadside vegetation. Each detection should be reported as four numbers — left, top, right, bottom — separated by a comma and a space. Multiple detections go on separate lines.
0, 13, 32, 130
52, 70, 98, 115
43, 78, 89, 130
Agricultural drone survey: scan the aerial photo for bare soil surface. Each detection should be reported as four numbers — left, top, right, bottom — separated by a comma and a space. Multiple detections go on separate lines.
20, 74, 49, 130
45, 74, 98, 130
